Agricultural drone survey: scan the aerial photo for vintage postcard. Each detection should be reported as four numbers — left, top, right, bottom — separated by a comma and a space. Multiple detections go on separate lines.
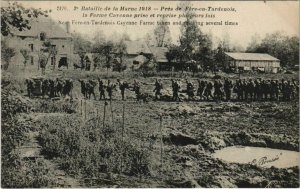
1, 0, 299, 188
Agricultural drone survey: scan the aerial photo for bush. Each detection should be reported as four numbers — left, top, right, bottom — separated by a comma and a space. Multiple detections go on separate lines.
38, 115, 152, 179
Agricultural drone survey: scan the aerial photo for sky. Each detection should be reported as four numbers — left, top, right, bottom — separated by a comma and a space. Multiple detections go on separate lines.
6, 1, 300, 48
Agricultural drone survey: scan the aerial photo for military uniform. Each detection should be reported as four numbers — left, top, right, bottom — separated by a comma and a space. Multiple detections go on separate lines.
118, 79, 128, 100
224, 79, 233, 101
154, 79, 163, 100
197, 80, 206, 100
171, 79, 181, 101
98, 79, 106, 100
186, 80, 194, 101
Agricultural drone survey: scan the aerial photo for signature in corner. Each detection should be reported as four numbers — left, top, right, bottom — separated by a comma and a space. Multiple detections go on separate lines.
249, 153, 282, 166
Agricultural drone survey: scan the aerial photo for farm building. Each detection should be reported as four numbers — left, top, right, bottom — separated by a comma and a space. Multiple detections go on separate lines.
7, 18, 73, 69
225, 52, 280, 73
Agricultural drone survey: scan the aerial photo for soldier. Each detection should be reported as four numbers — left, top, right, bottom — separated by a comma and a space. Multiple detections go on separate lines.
63, 79, 73, 98
292, 78, 299, 97
224, 78, 233, 101
273, 80, 280, 101
86, 80, 97, 100
254, 79, 261, 101
214, 80, 223, 101
49, 79, 55, 98
106, 80, 115, 101
117, 79, 129, 101
153, 79, 163, 100
42, 79, 50, 97
288, 80, 296, 100
281, 79, 287, 101
204, 81, 214, 101
79, 79, 87, 98
265, 80, 272, 101
98, 79, 106, 100
55, 78, 63, 97
235, 79, 243, 100
25, 79, 34, 97
171, 79, 181, 102
247, 79, 256, 101
133, 80, 141, 101
241, 79, 248, 100
270, 80, 276, 100
197, 80, 206, 100
186, 80, 195, 101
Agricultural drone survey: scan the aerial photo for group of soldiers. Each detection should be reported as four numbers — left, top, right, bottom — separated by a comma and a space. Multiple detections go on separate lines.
26, 77, 298, 102
166, 78, 299, 102
78, 79, 149, 102
25, 78, 74, 98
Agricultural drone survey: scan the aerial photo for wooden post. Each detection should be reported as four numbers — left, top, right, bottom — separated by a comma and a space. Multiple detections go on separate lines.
96, 108, 99, 128
84, 99, 87, 120
122, 102, 125, 140
103, 101, 106, 129
110, 100, 114, 127
160, 115, 163, 174
120, 102, 125, 173
81, 100, 82, 116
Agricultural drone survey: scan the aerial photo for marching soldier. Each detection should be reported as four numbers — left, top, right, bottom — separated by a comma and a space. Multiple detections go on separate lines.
49, 79, 55, 98
171, 79, 181, 102
224, 78, 233, 101
117, 79, 129, 101
247, 79, 255, 101
133, 80, 141, 101
204, 81, 214, 101
98, 79, 106, 100
186, 80, 195, 101
25, 79, 34, 98
42, 79, 50, 97
197, 80, 206, 100
106, 80, 115, 101
153, 79, 163, 100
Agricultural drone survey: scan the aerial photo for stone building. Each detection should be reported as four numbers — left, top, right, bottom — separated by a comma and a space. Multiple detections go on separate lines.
7, 18, 73, 69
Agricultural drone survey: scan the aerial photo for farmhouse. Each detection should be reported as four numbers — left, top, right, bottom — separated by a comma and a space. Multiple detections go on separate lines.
8, 18, 73, 69
225, 52, 280, 73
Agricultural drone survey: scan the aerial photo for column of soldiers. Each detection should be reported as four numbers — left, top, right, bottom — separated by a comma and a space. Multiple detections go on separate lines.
26, 77, 298, 102
25, 78, 73, 98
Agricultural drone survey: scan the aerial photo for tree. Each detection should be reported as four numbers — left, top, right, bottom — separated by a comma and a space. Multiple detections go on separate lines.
166, 45, 184, 63
72, 32, 92, 53
92, 40, 114, 72
178, 1, 214, 68
113, 39, 127, 72
1, 2, 49, 36
153, 17, 171, 47
246, 31, 299, 68
1, 40, 15, 70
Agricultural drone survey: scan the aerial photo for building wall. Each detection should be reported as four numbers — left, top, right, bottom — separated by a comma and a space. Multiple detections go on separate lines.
229, 60, 280, 73
7, 36, 73, 69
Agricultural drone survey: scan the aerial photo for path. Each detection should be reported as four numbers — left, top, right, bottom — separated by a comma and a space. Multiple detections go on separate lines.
16, 113, 81, 187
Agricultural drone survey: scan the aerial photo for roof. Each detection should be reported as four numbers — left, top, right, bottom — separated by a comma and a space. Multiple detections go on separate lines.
149, 46, 169, 63
14, 18, 71, 38
225, 52, 279, 61
124, 41, 152, 55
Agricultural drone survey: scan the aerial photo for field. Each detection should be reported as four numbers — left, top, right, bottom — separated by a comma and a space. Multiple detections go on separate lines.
1, 67, 299, 188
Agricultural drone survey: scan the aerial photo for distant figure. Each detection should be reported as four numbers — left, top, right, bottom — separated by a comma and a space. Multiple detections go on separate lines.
98, 79, 106, 100
153, 79, 163, 100
117, 79, 129, 101
171, 79, 181, 102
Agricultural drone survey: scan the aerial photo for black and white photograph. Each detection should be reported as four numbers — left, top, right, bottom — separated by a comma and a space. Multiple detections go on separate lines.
1, 0, 299, 188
